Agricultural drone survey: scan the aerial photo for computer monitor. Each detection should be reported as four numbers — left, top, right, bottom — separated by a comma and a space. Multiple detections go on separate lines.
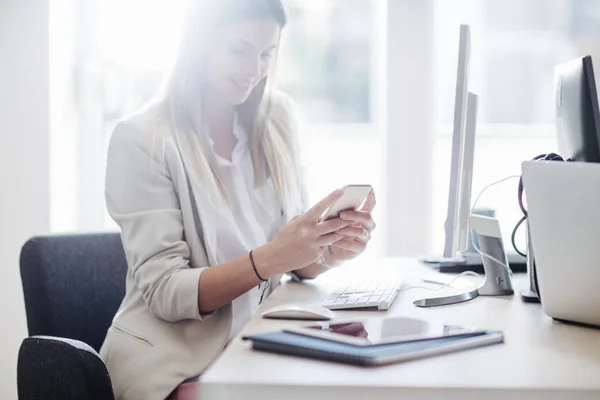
421, 24, 478, 265
555, 55, 600, 162
443, 24, 478, 259
422, 25, 526, 272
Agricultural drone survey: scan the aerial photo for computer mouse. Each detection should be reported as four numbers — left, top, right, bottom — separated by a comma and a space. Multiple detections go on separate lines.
261, 304, 335, 320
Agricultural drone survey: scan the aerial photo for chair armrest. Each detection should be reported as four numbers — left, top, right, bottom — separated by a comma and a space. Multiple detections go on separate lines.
17, 336, 115, 400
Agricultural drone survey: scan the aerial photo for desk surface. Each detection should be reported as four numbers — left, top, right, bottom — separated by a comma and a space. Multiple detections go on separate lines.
200, 258, 600, 400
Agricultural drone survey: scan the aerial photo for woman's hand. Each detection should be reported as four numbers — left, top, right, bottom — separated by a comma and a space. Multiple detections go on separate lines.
253, 189, 350, 276
327, 189, 377, 264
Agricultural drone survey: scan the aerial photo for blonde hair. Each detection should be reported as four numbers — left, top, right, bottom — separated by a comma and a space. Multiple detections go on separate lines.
152, 0, 301, 214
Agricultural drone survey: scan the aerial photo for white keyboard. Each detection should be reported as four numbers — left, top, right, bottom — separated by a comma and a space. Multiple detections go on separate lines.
322, 276, 404, 310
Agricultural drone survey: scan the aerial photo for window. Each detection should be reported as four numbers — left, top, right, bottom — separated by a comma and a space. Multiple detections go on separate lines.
93, 0, 376, 125
63, 1, 600, 257
279, 0, 374, 123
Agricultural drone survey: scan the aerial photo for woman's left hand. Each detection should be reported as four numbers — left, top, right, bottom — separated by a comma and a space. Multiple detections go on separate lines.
327, 190, 376, 263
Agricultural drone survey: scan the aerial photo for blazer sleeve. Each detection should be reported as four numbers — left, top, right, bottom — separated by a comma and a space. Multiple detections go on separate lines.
105, 121, 208, 322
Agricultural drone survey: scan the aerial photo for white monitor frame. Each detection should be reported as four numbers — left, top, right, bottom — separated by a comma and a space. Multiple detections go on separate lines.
456, 92, 478, 252
443, 24, 478, 259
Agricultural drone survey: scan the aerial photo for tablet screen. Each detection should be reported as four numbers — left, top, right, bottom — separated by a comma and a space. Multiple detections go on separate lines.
284, 316, 478, 346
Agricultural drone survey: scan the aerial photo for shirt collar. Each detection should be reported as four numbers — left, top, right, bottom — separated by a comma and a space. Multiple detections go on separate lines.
232, 113, 247, 143
207, 113, 247, 147
212, 113, 248, 166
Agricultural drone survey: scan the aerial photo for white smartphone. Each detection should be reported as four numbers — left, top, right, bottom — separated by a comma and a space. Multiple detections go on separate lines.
321, 184, 372, 221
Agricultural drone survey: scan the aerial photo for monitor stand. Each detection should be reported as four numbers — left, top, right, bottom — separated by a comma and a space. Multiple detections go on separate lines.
414, 217, 515, 307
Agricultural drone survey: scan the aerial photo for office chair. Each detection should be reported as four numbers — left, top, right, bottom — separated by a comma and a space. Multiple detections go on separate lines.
18, 232, 128, 400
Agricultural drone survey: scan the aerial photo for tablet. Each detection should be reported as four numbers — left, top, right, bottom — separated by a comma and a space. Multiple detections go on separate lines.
243, 329, 504, 366
284, 316, 481, 347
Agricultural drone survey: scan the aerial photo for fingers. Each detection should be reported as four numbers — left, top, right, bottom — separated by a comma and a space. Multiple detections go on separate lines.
339, 211, 376, 232
335, 226, 370, 243
317, 232, 344, 246
340, 210, 371, 225
305, 189, 344, 221
359, 190, 376, 213
331, 238, 366, 253
316, 218, 350, 235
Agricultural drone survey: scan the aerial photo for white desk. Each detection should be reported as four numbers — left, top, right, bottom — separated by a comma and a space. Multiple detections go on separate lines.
200, 258, 600, 400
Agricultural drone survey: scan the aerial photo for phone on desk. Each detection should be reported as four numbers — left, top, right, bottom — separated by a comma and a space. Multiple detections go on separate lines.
321, 184, 372, 221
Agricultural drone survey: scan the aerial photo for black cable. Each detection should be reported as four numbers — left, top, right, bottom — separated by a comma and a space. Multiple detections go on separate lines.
515, 152, 571, 258
515, 152, 570, 303
511, 216, 528, 258
518, 153, 569, 217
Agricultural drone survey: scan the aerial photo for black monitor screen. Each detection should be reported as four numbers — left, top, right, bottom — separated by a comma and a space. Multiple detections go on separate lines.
555, 55, 600, 162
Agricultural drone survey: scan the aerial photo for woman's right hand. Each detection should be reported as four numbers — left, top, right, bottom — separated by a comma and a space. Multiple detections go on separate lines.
253, 189, 349, 276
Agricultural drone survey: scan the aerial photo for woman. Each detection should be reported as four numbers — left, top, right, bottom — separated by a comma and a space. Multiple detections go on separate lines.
100, 1, 376, 399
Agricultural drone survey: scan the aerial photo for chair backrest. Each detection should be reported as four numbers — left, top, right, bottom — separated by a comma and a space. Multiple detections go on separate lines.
20, 232, 128, 352
18, 336, 116, 400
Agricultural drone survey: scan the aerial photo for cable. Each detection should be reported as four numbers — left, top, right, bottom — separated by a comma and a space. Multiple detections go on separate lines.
400, 271, 481, 292
510, 215, 527, 257
513, 152, 569, 257
517, 153, 569, 217
469, 175, 520, 274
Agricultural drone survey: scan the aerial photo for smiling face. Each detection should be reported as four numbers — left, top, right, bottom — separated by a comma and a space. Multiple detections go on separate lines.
204, 18, 281, 105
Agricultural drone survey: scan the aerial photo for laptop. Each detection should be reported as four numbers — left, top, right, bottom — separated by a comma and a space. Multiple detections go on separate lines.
521, 161, 600, 327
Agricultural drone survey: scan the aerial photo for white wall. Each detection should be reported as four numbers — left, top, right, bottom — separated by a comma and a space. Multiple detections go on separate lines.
50, 0, 77, 232
0, 0, 51, 398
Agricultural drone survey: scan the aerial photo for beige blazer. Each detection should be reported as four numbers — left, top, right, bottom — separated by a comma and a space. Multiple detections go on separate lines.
99, 93, 305, 400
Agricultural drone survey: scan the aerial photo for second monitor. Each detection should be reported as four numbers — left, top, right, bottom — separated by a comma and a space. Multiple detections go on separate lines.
555, 55, 600, 162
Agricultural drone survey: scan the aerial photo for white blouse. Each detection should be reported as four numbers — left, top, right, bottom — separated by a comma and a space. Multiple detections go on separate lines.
210, 117, 283, 342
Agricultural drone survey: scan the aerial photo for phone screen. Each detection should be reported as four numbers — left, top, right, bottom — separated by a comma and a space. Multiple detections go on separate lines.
321, 184, 372, 221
